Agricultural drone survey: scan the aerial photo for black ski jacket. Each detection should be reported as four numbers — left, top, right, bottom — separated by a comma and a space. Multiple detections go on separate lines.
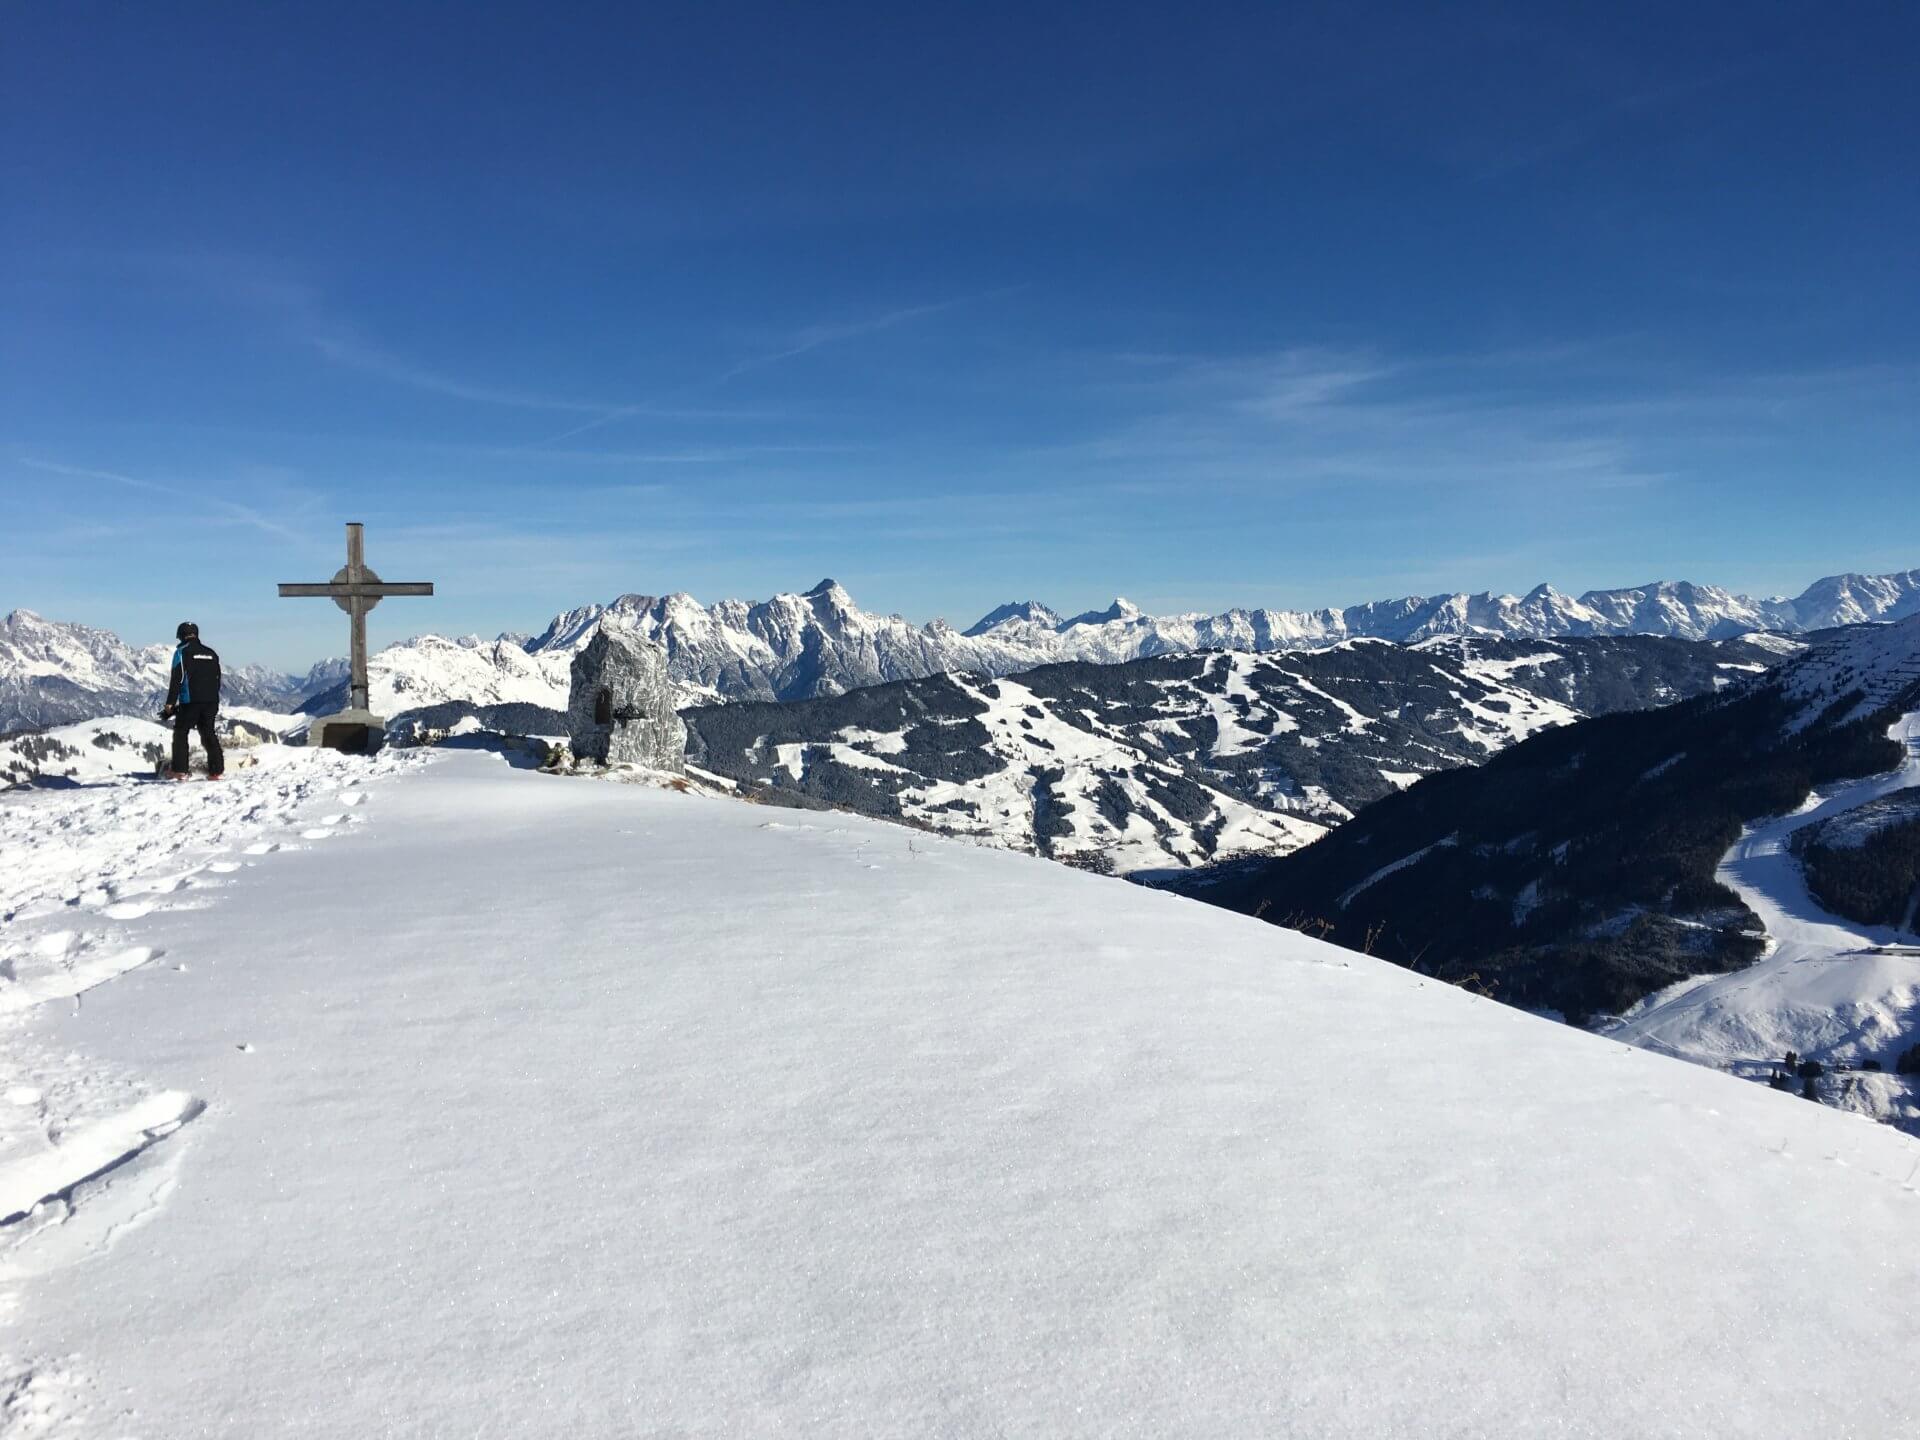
167, 641, 222, 708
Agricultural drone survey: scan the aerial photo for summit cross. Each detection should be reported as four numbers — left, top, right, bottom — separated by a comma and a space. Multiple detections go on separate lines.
279, 522, 433, 736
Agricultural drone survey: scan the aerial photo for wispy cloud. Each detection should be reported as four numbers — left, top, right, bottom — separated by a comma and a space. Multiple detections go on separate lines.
18, 457, 320, 548
535, 286, 1022, 446
717, 289, 1015, 381
178, 260, 734, 433
306, 335, 613, 414
1028, 341, 1920, 518
1030, 344, 1677, 496
184, 256, 1015, 451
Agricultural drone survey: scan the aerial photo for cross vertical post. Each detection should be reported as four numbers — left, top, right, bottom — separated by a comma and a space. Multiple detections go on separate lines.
279, 522, 434, 751
346, 522, 370, 713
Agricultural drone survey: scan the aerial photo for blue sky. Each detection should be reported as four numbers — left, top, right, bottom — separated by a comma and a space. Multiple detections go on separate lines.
4, 1, 1916, 668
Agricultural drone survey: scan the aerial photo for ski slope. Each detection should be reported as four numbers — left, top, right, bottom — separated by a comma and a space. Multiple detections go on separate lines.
1610, 710, 1920, 1126
3, 750, 1919, 1436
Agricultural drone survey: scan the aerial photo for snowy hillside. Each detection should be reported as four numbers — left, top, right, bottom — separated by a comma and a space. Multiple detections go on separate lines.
296, 632, 574, 715
691, 671, 1329, 874
0, 717, 171, 789
2, 748, 1918, 1436
1208, 613, 1920, 1129
0, 711, 305, 790
1770, 613, 1920, 729
1605, 708, 1920, 1131
686, 634, 1783, 871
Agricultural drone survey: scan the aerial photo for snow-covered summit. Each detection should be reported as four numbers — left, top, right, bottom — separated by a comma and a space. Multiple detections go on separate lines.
3, 748, 1918, 1435
1061, 596, 1144, 628
961, 599, 1063, 636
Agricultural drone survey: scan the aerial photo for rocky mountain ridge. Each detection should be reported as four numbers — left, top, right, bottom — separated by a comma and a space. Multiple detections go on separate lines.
524, 568, 1920, 703
6, 565, 1914, 731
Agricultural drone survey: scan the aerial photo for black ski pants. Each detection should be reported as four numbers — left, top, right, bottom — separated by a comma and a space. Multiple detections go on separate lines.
171, 702, 225, 776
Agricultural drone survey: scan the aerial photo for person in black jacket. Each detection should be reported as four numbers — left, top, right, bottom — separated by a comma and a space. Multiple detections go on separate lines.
163, 621, 225, 780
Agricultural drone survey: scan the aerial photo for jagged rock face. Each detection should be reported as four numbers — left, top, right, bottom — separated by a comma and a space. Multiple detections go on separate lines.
567, 623, 685, 771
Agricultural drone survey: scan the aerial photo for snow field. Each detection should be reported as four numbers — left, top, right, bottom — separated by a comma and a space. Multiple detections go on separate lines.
2, 751, 1917, 1435
0, 744, 419, 1328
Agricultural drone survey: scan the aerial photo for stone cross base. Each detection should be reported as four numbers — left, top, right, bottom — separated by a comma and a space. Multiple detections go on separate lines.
306, 709, 386, 754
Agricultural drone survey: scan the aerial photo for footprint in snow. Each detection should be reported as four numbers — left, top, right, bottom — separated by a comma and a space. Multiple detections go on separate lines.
299, 828, 334, 841
0, 941, 159, 1016
205, 861, 241, 874
243, 842, 280, 856
113, 872, 193, 898
0, 1089, 205, 1225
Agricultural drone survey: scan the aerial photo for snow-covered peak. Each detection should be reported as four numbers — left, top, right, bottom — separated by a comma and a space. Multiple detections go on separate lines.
527, 600, 608, 653
963, 600, 1064, 637
1792, 568, 1920, 628
1063, 597, 1142, 628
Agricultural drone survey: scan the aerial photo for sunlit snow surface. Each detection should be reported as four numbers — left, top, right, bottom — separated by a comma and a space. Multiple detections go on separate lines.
3, 749, 1919, 1436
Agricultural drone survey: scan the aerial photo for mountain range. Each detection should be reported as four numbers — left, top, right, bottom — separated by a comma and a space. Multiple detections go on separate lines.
5, 566, 1916, 734
527, 568, 1920, 703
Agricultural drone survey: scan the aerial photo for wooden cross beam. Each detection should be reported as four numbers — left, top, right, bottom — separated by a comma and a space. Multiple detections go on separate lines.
279, 523, 434, 714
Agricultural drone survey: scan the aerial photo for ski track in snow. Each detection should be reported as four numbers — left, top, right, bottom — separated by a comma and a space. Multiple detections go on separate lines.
0, 744, 416, 1426
1609, 711, 1920, 1125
